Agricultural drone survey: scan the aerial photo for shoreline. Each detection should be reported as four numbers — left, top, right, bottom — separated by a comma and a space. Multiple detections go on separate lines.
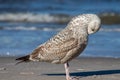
0, 57, 120, 80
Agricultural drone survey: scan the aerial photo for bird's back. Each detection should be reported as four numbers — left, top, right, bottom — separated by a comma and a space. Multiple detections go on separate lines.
29, 26, 87, 64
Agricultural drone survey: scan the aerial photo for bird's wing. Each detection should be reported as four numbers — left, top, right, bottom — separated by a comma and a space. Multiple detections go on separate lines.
30, 35, 78, 62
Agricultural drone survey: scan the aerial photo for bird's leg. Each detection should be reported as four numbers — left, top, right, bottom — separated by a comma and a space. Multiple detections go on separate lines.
64, 62, 71, 80
64, 63, 80, 80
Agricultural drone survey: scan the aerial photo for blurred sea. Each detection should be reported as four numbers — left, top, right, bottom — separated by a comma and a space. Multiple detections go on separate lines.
0, 0, 120, 58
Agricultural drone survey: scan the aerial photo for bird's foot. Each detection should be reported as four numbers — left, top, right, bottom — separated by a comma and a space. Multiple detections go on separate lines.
68, 76, 80, 80
70, 76, 80, 80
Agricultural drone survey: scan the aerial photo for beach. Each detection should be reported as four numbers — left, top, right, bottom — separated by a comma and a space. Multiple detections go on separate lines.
0, 1, 120, 80
0, 57, 120, 80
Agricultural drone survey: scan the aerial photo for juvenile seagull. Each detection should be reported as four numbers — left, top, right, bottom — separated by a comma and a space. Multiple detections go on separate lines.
16, 14, 101, 80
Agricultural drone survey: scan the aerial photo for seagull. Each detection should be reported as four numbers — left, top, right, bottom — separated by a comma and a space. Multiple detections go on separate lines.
16, 14, 101, 80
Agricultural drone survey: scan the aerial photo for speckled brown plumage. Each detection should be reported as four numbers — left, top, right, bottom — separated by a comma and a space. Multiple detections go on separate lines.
16, 14, 101, 80
16, 14, 101, 64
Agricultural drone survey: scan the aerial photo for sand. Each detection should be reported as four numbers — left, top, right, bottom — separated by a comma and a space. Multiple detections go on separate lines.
0, 57, 120, 80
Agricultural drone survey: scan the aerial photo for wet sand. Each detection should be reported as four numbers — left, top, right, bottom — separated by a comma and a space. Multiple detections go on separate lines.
0, 57, 120, 80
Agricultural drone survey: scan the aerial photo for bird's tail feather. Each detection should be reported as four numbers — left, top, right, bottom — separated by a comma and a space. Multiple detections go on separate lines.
16, 55, 30, 65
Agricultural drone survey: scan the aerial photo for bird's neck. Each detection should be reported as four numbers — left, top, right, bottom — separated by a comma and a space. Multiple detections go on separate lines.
73, 27, 88, 37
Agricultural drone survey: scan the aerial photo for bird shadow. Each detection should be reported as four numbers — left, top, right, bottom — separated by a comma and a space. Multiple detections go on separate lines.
42, 69, 120, 77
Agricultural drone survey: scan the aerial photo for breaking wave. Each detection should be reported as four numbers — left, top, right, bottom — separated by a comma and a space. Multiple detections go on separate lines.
0, 12, 120, 24
0, 13, 71, 23
100, 28, 120, 32
0, 26, 63, 31
1, 25, 120, 32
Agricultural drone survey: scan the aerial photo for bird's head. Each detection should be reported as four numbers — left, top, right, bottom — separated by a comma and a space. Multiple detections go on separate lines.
87, 14, 101, 34
67, 14, 101, 35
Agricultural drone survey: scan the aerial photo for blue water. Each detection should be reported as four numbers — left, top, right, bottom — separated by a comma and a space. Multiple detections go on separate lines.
0, 0, 120, 14
0, 0, 120, 58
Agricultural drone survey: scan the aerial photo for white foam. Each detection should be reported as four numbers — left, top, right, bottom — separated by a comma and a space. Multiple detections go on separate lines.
3, 26, 62, 31
100, 28, 120, 32
4, 26, 36, 30
0, 13, 70, 23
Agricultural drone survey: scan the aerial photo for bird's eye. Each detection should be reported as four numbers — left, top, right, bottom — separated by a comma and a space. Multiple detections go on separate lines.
91, 28, 94, 31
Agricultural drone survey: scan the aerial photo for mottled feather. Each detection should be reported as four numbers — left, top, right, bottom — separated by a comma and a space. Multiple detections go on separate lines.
16, 14, 101, 64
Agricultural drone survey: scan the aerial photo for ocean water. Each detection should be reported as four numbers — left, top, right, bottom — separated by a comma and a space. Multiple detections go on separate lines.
0, 0, 120, 58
